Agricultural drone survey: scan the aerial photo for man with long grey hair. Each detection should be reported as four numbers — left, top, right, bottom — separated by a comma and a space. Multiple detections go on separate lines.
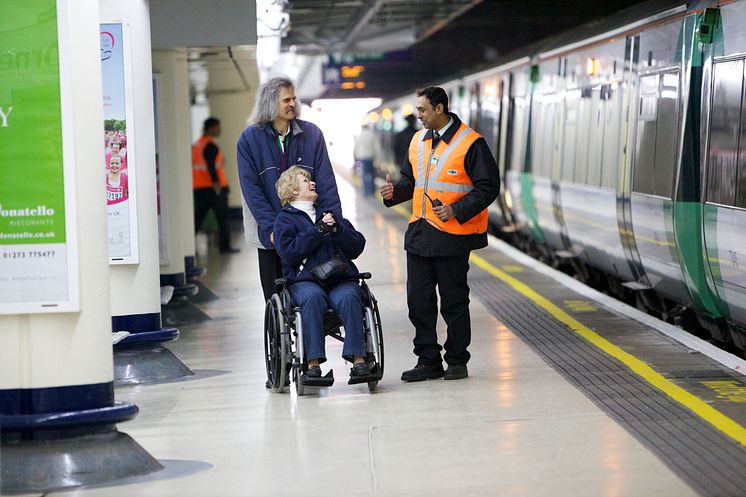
237, 76, 342, 303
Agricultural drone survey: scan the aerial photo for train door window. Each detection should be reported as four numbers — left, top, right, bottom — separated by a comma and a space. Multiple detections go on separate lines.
574, 88, 593, 184
654, 71, 679, 198
600, 83, 622, 189
707, 59, 743, 207
479, 78, 500, 162
633, 74, 659, 194
469, 82, 481, 132
530, 95, 555, 178
511, 92, 529, 173
586, 87, 605, 187
561, 90, 579, 181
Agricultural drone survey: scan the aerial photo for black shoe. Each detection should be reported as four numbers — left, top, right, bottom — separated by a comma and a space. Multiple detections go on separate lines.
219, 247, 240, 254
401, 363, 444, 382
351, 363, 370, 376
444, 364, 468, 380
306, 365, 322, 378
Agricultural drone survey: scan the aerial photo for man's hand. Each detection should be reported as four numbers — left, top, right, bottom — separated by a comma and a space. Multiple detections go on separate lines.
379, 174, 394, 200
433, 203, 454, 222
212, 182, 222, 195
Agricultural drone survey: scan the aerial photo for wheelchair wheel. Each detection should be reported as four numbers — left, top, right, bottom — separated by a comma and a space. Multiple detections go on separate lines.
364, 291, 384, 393
264, 294, 289, 393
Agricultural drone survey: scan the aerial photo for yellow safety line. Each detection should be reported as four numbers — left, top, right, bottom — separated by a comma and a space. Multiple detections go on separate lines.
384, 196, 746, 446
469, 252, 746, 447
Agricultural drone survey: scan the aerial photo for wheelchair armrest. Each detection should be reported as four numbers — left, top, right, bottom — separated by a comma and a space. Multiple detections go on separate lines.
274, 277, 288, 286
357, 272, 372, 280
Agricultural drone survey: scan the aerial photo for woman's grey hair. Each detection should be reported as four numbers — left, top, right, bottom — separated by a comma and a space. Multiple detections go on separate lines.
247, 76, 300, 125
276, 166, 311, 205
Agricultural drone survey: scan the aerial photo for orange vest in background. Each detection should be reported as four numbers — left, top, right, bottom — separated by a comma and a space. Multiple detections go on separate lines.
192, 135, 228, 189
408, 122, 487, 235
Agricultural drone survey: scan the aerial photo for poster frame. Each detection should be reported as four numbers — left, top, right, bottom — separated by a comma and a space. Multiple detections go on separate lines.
0, 0, 81, 314
101, 19, 140, 265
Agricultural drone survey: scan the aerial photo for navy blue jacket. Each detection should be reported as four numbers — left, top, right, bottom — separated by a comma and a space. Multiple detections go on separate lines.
273, 205, 365, 284
237, 119, 341, 249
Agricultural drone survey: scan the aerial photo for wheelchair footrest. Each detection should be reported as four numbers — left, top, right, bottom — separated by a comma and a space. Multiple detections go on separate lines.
300, 370, 335, 387
348, 364, 383, 385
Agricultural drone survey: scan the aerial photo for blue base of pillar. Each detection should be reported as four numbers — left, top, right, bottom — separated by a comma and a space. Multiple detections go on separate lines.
113, 329, 194, 387
2, 426, 162, 494
185, 255, 206, 279
111, 313, 194, 386
1, 387, 161, 495
161, 272, 198, 298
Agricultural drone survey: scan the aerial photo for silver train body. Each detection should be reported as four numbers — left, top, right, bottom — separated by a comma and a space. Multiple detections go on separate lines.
374, 0, 746, 351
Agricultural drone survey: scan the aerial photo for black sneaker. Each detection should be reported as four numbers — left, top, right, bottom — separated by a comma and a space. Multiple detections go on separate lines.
444, 364, 468, 380
306, 365, 322, 378
401, 363, 444, 382
351, 363, 370, 376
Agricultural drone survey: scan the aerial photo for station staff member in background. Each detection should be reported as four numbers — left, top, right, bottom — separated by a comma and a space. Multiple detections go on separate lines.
237, 76, 342, 302
380, 86, 499, 382
192, 117, 239, 254
393, 113, 418, 166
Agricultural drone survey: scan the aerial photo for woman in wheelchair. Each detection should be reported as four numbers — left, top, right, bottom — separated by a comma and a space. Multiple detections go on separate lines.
273, 166, 370, 380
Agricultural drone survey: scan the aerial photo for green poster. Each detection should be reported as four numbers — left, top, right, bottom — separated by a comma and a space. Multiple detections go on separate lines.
0, 0, 66, 245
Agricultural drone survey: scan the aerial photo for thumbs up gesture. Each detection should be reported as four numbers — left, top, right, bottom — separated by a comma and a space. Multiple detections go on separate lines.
380, 174, 394, 200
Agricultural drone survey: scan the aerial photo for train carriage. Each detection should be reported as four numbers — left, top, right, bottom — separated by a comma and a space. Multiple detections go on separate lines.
372, 0, 746, 352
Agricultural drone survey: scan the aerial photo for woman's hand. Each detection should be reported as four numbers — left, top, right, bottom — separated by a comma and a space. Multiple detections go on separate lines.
316, 212, 336, 234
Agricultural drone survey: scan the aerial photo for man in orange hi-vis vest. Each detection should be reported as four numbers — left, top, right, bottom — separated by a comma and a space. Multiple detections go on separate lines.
380, 86, 500, 382
192, 117, 239, 254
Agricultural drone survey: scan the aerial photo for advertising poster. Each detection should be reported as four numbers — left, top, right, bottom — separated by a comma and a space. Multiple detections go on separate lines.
101, 22, 138, 263
0, 0, 80, 313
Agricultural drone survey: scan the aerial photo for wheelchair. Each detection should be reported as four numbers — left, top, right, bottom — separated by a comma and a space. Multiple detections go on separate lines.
263, 273, 384, 395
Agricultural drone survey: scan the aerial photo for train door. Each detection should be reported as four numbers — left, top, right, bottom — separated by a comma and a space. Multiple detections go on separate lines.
618, 35, 649, 288
701, 55, 746, 329
629, 67, 691, 303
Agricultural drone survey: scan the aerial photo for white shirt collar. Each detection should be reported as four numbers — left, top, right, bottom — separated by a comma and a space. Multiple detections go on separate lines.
435, 117, 454, 138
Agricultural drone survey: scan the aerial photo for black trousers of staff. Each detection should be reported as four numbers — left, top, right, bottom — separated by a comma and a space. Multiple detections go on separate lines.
406, 251, 472, 367
194, 186, 232, 251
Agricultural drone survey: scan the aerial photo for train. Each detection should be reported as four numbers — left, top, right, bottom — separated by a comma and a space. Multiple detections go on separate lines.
370, 0, 746, 353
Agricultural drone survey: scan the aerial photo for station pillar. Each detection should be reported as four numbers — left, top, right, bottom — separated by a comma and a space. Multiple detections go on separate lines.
0, 0, 161, 493
152, 49, 211, 324
100, 0, 193, 385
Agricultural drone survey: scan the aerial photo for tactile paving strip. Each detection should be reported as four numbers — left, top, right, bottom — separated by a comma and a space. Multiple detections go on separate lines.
470, 277, 746, 497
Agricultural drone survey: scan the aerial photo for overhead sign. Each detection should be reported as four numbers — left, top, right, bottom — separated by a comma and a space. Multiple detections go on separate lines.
0, 0, 80, 313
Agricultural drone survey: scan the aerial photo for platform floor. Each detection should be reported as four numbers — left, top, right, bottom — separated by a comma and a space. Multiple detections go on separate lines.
43, 174, 746, 497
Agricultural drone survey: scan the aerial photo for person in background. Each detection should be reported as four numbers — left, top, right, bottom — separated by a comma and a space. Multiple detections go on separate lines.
379, 86, 500, 382
394, 113, 418, 167
353, 122, 382, 197
273, 166, 369, 380
192, 117, 238, 254
237, 76, 341, 303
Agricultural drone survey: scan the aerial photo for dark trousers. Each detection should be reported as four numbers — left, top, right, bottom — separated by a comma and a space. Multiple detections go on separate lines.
194, 187, 232, 250
257, 248, 283, 302
406, 251, 471, 366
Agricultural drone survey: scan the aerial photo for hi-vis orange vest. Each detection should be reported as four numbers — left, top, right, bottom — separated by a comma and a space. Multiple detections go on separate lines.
408, 122, 487, 235
192, 135, 228, 189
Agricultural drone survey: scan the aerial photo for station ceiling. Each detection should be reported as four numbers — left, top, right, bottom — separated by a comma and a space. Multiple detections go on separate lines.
282, 0, 656, 100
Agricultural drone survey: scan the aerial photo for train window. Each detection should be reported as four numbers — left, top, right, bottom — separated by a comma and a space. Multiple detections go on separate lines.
511, 95, 529, 173
706, 59, 742, 206
478, 78, 500, 162
530, 95, 555, 178
586, 88, 604, 187
574, 90, 593, 183
561, 90, 579, 181
633, 75, 659, 194
600, 84, 622, 189
654, 72, 679, 198
633, 71, 679, 197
